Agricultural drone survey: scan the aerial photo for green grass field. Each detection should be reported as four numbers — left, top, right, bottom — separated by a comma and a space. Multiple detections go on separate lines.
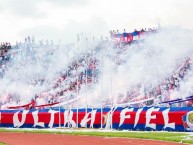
0, 128, 193, 144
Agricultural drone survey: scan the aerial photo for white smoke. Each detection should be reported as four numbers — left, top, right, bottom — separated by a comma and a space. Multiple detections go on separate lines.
1, 27, 193, 109
90, 27, 193, 106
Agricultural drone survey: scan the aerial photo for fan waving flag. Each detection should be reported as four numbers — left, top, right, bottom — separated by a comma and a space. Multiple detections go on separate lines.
133, 30, 139, 41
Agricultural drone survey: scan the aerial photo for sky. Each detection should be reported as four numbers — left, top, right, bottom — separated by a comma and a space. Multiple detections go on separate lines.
0, 0, 193, 44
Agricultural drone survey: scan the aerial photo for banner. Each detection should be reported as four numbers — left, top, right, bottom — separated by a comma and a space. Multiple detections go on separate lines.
0, 107, 193, 132
110, 29, 158, 44
111, 30, 146, 43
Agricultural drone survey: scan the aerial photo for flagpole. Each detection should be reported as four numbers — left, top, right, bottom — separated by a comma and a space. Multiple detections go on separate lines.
100, 37, 104, 129
91, 36, 95, 128
66, 46, 70, 128
59, 96, 61, 128
59, 42, 61, 128
110, 43, 113, 130
76, 35, 80, 128
85, 37, 88, 128
0, 112, 1, 125
76, 64, 79, 128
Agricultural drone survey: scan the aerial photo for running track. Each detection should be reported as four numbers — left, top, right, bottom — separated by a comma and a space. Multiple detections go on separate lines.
0, 132, 187, 145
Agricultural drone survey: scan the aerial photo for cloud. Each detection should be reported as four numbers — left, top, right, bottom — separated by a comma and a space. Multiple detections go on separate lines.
0, 1, 6, 12
3, 0, 45, 18
164, 0, 193, 28
19, 25, 61, 42
1, 0, 193, 44
43, 0, 89, 6
18, 17, 108, 43
0, 0, 89, 18
61, 17, 108, 42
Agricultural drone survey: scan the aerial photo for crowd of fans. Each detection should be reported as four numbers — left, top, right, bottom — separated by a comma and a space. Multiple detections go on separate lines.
0, 42, 12, 77
116, 57, 192, 107
0, 35, 101, 109
110, 27, 158, 48
0, 36, 58, 109
106, 28, 193, 107
44, 51, 99, 107
1, 27, 193, 109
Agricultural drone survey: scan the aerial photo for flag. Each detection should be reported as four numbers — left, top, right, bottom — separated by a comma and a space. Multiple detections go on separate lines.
133, 31, 139, 41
